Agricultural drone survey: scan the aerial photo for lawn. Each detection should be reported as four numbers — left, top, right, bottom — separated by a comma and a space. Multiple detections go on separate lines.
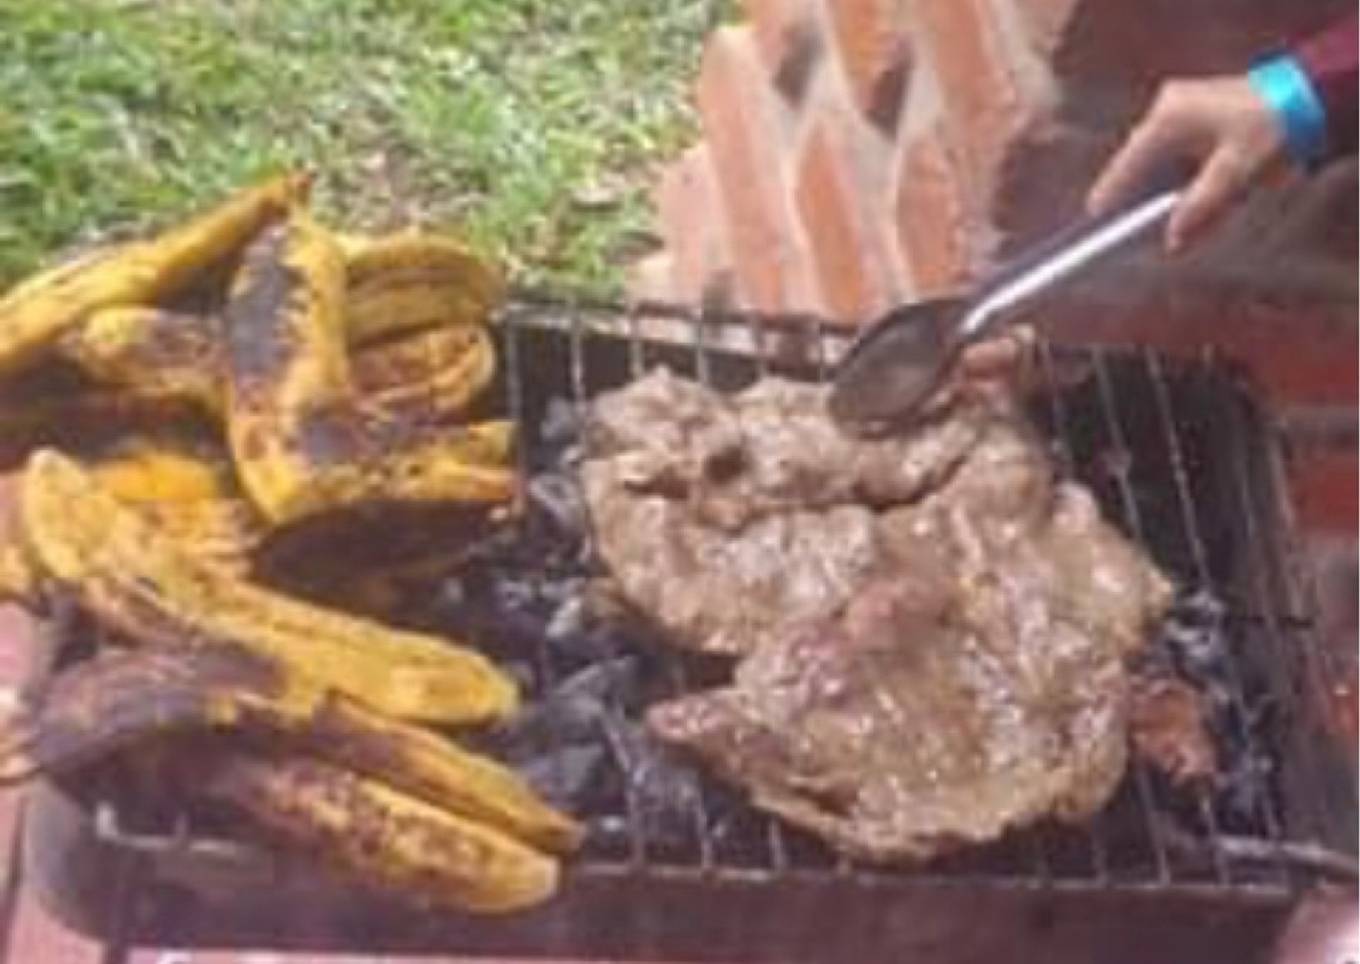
0, 0, 731, 293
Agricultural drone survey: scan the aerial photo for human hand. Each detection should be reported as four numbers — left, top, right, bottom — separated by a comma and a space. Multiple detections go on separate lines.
1087, 77, 1288, 252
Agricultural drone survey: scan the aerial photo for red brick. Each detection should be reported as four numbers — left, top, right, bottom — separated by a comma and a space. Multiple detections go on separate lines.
826, 0, 913, 131
1288, 448, 1358, 535
794, 119, 895, 323
654, 147, 729, 305
893, 129, 974, 296
696, 26, 812, 312
743, 0, 820, 100
912, 0, 1051, 204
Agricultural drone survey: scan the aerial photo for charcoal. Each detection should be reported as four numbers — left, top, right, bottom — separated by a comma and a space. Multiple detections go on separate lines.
541, 398, 583, 448
528, 472, 589, 540
1161, 589, 1232, 682
1218, 747, 1277, 828
519, 744, 611, 812
599, 710, 707, 853
491, 659, 640, 761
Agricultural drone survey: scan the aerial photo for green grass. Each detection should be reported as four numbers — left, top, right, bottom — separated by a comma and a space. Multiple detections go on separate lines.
0, 0, 732, 293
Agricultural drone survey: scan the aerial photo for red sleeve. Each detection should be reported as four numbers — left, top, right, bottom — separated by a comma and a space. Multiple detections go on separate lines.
1293, 13, 1359, 157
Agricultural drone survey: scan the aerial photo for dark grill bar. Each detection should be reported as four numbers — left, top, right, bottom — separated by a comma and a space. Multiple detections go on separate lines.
19, 293, 1357, 963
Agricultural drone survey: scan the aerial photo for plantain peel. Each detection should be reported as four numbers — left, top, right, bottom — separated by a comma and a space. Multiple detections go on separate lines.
17, 450, 518, 724
203, 754, 559, 913
0, 173, 308, 379
224, 216, 513, 524
0, 644, 579, 853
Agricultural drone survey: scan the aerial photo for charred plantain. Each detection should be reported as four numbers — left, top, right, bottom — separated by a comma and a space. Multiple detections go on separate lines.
354, 326, 497, 422
0, 174, 308, 378
60, 307, 222, 412
63, 307, 499, 428
0, 644, 580, 853
17, 450, 518, 724
224, 217, 513, 523
340, 233, 504, 344
202, 753, 558, 913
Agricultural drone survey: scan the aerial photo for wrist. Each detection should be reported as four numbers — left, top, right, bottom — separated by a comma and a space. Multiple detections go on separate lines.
1247, 53, 1330, 168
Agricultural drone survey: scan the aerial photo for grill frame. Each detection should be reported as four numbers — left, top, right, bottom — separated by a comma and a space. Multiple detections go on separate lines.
17, 293, 1357, 962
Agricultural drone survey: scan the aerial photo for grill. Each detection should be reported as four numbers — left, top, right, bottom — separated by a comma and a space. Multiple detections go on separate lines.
18, 294, 1358, 963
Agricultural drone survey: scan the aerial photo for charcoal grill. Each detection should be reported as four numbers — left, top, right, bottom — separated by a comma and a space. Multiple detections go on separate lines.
17, 294, 1358, 964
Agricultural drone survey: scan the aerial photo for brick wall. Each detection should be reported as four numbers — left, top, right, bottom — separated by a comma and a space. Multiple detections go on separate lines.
632, 0, 1357, 732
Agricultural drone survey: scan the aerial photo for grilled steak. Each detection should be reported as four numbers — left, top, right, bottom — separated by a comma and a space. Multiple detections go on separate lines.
581, 369, 987, 655
582, 369, 1179, 862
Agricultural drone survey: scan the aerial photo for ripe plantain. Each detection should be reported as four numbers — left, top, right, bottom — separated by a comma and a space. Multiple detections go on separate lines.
0, 644, 580, 854
59, 306, 222, 412
201, 753, 559, 914
0, 543, 36, 606
354, 326, 498, 422
340, 232, 504, 344
63, 308, 499, 428
0, 174, 308, 378
224, 217, 514, 524
89, 435, 239, 504
17, 450, 518, 724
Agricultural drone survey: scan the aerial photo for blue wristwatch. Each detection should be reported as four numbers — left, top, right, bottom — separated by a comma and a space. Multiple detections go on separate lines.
1247, 52, 1330, 168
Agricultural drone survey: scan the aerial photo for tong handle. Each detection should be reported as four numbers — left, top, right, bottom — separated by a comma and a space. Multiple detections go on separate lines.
961, 167, 1191, 339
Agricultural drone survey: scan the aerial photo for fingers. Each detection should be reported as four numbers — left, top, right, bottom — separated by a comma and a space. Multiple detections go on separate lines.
1166, 148, 1250, 251
1087, 88, 1192, 216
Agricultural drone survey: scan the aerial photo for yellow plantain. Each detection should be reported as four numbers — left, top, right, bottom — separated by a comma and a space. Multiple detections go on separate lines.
339, 232, 504, 344
90, 436, 238, 504
59, 306, 221, 412
354, 326, 498, 421
202, 753, 559, 913
224, 217, 513, 524
0, 173, 308, 378
0, 543, 36, 606
0, 644, 580, 853
18, 450, 518, 724
64, 308, 500, 427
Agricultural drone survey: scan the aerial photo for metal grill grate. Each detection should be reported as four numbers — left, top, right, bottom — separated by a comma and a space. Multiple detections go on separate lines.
18, 294, 1358, 963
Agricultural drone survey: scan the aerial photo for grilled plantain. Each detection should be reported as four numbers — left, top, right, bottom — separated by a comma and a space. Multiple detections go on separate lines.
354, 326, 498, 421
224, 217, 514, 524
17, 450, 518, 724
201, 753, 559, 913
59, 306, 222, 412
64, 308, 499, 428
340, 232, 504, 344
0, 174, 308, 378
90, 435, 238, 504
0, 543, 36, 606
0, 644, 580, 853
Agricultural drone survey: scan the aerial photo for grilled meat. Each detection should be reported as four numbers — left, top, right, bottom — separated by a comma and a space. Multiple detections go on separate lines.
582, 369, 986, 656
585, 371, 1185, 862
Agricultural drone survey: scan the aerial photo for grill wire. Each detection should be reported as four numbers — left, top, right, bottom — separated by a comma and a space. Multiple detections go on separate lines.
20, 293, 1358, 959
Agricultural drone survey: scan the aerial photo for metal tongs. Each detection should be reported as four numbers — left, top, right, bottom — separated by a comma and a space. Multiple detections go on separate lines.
829, 170, 1188, 434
